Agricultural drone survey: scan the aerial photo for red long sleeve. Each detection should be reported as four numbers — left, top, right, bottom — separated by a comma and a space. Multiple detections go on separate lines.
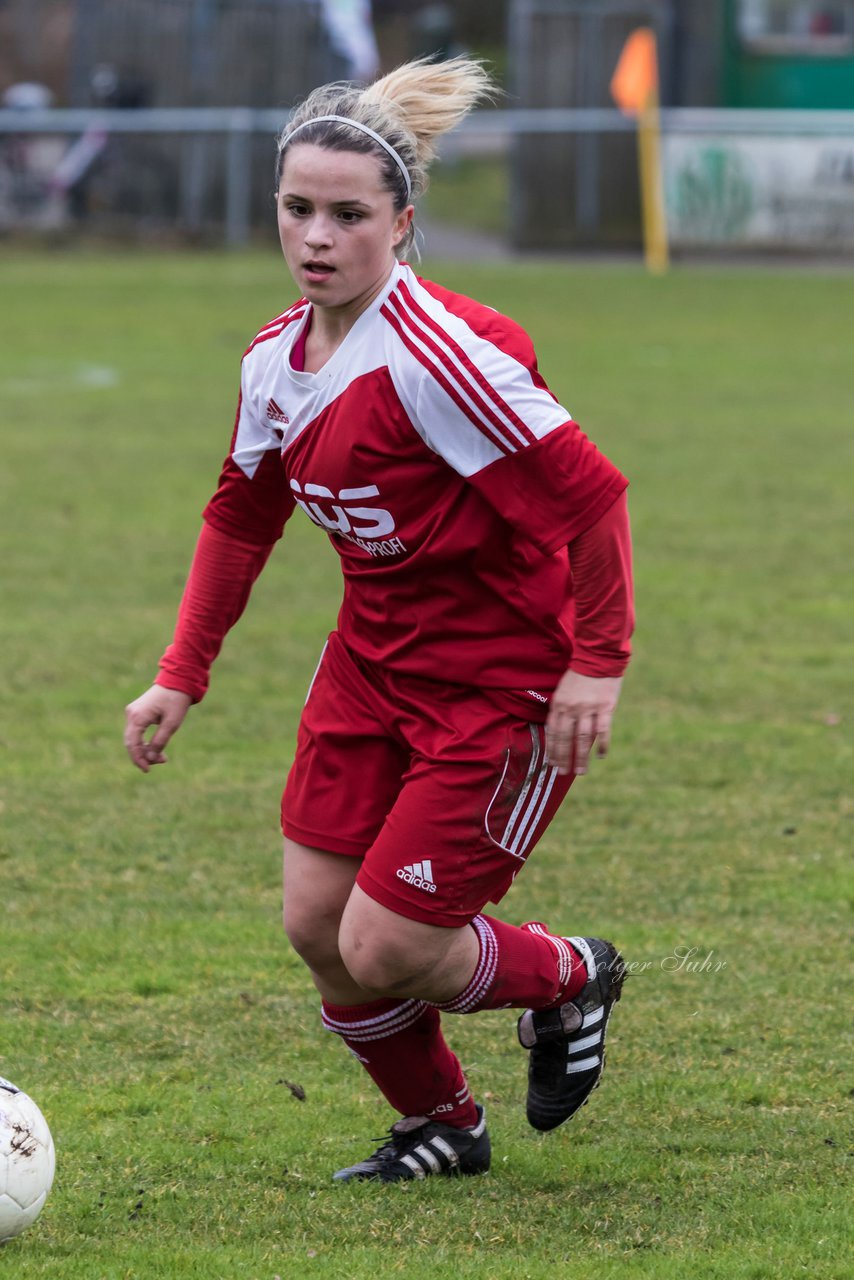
156, 521, 274, 703
567, 490, 634, 678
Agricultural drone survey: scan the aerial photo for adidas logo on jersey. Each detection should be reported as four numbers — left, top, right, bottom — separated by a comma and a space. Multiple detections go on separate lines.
266, 397, 290, 424
396, 860, 437, 893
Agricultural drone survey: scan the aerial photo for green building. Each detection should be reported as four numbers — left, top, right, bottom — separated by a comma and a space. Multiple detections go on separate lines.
723, 0, 854, 109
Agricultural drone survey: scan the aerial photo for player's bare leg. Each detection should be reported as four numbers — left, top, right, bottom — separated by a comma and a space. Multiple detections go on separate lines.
338, 885, 479, 1001
283, 840, 481, 1003
282, 839, 364, 1002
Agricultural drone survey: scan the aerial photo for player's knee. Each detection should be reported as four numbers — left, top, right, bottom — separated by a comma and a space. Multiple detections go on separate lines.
283, 898, 342, 974
338, 929, 431, 996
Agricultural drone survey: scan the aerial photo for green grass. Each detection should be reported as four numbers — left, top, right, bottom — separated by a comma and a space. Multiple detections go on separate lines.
1, 248, 851, 1278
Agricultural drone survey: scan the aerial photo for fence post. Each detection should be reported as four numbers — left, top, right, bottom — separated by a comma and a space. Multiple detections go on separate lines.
576, 4, 601, 235
507, 0, 535, 247
225, 109, 253, 247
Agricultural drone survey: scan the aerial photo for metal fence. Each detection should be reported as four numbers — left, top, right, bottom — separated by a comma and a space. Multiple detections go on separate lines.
69, 0, 343, 108
0, 107, 289, 242
508, 0, 676, 248
1, 0, 343, 108
0, 0, 344, 237
4, 105, 854, 247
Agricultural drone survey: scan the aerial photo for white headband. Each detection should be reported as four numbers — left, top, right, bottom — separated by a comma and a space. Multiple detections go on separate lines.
281, 114, 412, 199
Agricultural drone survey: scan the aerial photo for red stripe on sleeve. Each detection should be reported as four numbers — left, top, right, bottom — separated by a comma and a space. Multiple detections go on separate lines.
396, 280, 540, 447
387, 290, 523, 451
381, 301, 517, 456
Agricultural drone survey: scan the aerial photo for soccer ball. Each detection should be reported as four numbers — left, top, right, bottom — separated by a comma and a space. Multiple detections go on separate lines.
0, 1078, 55, 1243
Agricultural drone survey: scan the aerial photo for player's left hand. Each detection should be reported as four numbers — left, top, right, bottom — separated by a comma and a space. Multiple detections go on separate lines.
545, 669, 623, 777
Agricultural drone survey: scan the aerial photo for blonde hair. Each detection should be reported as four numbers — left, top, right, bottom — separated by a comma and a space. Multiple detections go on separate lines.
276, 56, 495, 257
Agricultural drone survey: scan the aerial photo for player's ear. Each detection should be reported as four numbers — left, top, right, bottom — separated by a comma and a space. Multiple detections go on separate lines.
392, 204, 414, 248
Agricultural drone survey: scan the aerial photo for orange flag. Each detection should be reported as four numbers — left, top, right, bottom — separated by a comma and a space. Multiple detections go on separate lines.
610, 27, 659, 115
610, 27, 668, 273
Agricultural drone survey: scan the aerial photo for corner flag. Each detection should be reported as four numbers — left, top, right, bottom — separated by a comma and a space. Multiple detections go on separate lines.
610, 27, 658, 117
611, 27, 669, 274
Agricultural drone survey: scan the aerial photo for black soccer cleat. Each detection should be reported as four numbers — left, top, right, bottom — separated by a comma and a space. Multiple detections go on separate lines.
518, 936, 625, 1132
332, 1104, 491, 1182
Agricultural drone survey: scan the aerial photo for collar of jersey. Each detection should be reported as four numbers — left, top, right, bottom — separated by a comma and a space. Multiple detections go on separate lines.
285, 260, 405, 385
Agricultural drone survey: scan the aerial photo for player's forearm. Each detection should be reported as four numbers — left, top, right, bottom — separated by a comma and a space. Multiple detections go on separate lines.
566, 490, 634, 679
156, 520, 275, 702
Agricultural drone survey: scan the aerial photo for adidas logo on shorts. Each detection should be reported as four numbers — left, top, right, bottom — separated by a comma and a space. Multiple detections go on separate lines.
396, 860, 437, 893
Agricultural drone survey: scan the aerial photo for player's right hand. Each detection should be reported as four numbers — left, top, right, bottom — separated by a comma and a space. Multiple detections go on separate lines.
124, 685, 193, 773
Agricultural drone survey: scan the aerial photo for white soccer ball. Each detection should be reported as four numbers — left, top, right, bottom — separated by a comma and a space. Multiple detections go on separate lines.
0, 1078, 55, 1243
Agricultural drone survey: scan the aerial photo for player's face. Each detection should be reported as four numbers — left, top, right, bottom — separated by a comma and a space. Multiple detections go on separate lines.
276, 145, 412, 316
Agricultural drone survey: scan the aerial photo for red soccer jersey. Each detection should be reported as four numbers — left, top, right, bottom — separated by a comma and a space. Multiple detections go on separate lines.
199, 262, 628, 692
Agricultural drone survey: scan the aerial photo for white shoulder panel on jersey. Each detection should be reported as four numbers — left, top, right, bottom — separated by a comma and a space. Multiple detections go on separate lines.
232, 306, 307, 479
231, 377, 281, 480
383, 267, 571, 479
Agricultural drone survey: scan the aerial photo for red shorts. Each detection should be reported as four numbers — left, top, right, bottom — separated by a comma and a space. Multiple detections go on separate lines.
281, 633, 573, 927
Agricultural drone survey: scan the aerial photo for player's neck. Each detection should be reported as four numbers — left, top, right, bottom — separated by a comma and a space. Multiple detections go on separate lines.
303, 264, 396, 373
302, 313, 348, 373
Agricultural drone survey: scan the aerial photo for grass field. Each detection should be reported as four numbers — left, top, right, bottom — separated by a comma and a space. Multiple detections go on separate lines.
1, 247, 851, 1279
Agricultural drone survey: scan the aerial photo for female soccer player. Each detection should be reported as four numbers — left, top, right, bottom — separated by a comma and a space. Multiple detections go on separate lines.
124, 56, 633, 1183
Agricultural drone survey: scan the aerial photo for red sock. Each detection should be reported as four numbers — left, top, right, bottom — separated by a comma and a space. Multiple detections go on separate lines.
434, 916, 589, 1014
321, 996, 479, 1129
